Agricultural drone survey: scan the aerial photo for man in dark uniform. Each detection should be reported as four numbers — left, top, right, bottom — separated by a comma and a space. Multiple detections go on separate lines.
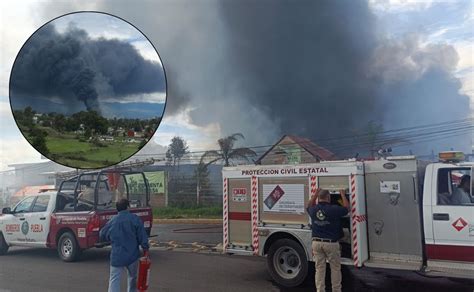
307, 188, 349, 292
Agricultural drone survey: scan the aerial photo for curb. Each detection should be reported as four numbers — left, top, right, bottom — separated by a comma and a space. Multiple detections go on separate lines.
153, 218, 222, 224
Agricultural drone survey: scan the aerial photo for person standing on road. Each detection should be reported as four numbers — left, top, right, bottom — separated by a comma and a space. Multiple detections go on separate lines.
307, 188, 349, 292
100, 198, 149, 292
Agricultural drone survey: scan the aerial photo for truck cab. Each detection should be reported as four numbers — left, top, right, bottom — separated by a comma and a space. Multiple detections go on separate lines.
422, 154, 474, 277
0, 169, 153, 262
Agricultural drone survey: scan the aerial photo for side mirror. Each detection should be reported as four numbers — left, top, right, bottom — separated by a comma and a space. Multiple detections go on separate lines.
1, 207, 11, 214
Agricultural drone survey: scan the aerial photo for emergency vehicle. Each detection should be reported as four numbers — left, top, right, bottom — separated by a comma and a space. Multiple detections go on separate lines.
222, 152, 474, 287
0, 169, 153, 262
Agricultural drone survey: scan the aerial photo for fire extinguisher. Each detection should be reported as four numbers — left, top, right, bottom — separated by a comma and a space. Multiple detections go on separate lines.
137, 250, 151, 292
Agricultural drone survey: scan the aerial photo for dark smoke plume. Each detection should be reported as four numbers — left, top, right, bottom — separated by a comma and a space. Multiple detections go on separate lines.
10, 22, 165, 114
39, 1, 471, 154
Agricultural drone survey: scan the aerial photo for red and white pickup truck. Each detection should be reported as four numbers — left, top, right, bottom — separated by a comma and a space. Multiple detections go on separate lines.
0, 169, 153, 262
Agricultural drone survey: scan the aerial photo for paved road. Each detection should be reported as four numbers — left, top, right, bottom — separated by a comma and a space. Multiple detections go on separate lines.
0, 247, 472, 292
0, 247, 278, 292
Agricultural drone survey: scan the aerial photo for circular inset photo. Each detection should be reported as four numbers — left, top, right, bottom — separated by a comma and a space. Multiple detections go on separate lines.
9, 12, 167, 169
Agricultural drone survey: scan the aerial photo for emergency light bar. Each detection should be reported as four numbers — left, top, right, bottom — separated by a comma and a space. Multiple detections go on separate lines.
439, 151, 465, 162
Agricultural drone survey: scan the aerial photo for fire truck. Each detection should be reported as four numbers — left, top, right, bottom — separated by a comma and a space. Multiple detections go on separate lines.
222, 152, 474, 287
0, 169, 153, 262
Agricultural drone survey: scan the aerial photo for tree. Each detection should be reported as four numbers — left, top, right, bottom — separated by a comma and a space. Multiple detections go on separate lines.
29, 128, 49, 155
166, 136, 189, 167
52, 114, 66, 133
24, 106, 35, 120
200, 133, 256, 167
194, 160, 211, 206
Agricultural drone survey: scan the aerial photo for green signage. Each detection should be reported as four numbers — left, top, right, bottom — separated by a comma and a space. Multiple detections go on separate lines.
126, 171, 165, 194
276, 145, 301, 164
286, 147, 301, 164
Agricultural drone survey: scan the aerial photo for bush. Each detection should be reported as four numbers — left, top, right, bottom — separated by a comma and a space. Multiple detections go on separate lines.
90, 137, 107, 147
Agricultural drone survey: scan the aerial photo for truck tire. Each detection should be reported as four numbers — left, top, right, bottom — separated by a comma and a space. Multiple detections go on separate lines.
58, 232, 81, 262
267, 238, 308, 287
0, 232, 9, 255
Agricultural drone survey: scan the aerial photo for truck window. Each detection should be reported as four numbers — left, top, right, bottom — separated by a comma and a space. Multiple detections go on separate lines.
96, 173, 125, 211
125, 173, 148, 208
32, 195, 50, 212
437, 168, 472, 206
73, 174, 98, 211
13, 196, 35, 213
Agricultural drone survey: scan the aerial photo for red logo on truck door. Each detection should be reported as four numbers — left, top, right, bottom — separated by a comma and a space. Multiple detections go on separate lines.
232, 188, 248, 202
452, 217, 468, 232
5, 224, 20, 232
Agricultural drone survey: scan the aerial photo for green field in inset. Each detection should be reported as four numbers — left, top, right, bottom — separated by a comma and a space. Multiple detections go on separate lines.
25, 126, 141, 168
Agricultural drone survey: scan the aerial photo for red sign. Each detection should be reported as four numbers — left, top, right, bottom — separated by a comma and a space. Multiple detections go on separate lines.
30, 224, 44, 233
6, 224, 20, 232
264, 185, 285, 210
232, 188, 247, 195
452, 217, 468, 232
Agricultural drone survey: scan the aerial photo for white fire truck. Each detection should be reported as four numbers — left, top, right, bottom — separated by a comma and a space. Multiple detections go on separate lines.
222, 152, 474, 287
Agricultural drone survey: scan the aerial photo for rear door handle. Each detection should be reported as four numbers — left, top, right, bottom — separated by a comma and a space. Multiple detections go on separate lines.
433, 213, 450, 221
19, 218, 25, 221
40, 217, 46, 220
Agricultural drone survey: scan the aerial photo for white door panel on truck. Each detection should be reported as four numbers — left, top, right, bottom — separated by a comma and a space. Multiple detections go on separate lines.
1, 214, 25, 244
227, 178, 253, 251
426, 165, 474, 265
24, 194, 52, 246
2, 196, 36, 245
364, 158, 425, 270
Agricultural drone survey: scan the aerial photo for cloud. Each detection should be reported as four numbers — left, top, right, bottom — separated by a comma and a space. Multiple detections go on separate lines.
0, 0, 42, 97
370, 0, 437, 12
154, 108, 221, 151
0, 100, 42, 169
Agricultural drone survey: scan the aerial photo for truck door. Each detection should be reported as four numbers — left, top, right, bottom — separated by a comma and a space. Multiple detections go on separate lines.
428, 166, 474, 262
227, 178, 252, 250
364, 158, 424, 270
2, 196, 36, 244
24, 194, 52, 246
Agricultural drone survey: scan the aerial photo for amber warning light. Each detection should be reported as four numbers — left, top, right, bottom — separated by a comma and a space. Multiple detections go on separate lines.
439, 151, 465, 162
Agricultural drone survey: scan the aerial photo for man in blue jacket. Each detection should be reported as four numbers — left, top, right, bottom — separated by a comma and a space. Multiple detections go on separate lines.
100, 198, 149, 292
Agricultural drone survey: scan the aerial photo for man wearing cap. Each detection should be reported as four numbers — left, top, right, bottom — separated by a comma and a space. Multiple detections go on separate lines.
307, 188, 349, 292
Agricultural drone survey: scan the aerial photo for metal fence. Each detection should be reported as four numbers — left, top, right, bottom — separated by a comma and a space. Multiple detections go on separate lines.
150, 164, 223, 208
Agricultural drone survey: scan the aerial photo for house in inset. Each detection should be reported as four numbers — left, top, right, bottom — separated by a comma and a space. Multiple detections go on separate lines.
32, 113, 43, 125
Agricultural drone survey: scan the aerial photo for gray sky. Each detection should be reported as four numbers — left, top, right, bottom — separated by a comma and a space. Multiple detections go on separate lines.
0, 0, 472, 170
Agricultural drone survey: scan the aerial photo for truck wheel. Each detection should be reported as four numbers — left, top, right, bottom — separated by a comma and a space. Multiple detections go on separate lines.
0, 232, 9, 255
267, 238, 308, 287
58, 232, 81, 262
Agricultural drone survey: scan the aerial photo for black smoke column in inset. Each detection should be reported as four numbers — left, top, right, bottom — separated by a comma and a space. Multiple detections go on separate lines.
10, 22, 165, 115
71, 68, 99, 112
